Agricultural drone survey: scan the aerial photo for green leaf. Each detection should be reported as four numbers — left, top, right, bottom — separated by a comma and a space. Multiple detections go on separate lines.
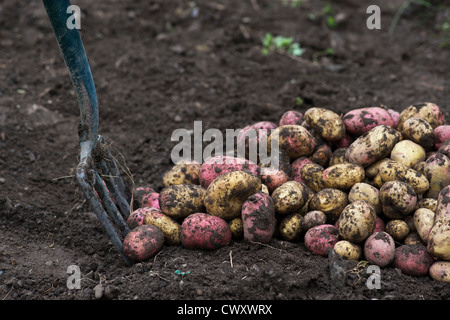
262, 33, 273, 48
273, 36, 293, 49
288, 43, 303, 56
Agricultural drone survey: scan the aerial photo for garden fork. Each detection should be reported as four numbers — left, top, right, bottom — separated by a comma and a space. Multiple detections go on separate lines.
43, 0, 133, 265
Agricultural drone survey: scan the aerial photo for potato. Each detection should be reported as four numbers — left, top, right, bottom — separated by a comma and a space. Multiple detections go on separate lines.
241, 191, 276, 243
388, 109, 400, 128
300, 163, 325, 192
144, 208, 181, 246
159, 184, 206, 219
140, 192, 160, 210
429, 261, 450, 282
345, 125, 400, 168
271, 181, 308, 215
415, 198, 437, 212
397, 102, 445, 131
322, 163, 365, 190
261, 168, 289, 193
338, 201, 376, 243
390, 140, 426, 168
162, 162, 201, 187
379, 180, 417, 219
385, 219, 410, 242
180, 213, 232, 250
267, 125, 315, 160
133, 185, 155, 209
404, 232, 425, 246
308, 188, 348, 223
123, 225, 165, 261
378, 160, 429, 195
199, 155, 259, 188
228, 217, 244, 239
309, 144, 332, 167
427, 185, 450, 261
279, 213, 304, 242
393, 244, 435, 276
365, 158, 388, 179
236, 121, 277, 160
374, 216, 385, 232
204, 170, 261, 220
434, 125, 450, 150
304, 224, 339, 256
423, 152, 450, 199
261, 184, 269, 195
333, 240, 362, 261
348, 182, 381, 215
127, 207, 153, 229
401, 117, 435, 150
328, 148, 349, 167
304, 107, 346, 141
342, 106, 396, 136
363, 232, 396, 268
279, 110, 304, 126
334, 134, 354, 149
413, 208, 435, 243
289, 156, 314, 183
404, 215, 415, 232
301, 210, 327, 231
438, 139, 450, 158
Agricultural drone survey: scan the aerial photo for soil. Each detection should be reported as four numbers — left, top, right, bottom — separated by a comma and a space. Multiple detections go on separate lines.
1, 0, 450, 302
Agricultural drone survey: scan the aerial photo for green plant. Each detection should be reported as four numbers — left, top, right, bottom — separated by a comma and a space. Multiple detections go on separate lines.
262, 33, 303, 57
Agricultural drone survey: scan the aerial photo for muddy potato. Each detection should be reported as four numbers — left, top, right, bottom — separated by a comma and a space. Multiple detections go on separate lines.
385, 219, 410, 242
204, 170, 262, 220
309, 144, 332, 167
394, 244, 435, 276
404, 232, 425, 245
401, 117, 435, 150
429, 261, 450, 283
388, 109, 400, 128
261, 168, 289, 194
289, 157, 314, 183
301, 210, 327, 231
279, 110, 304, 126
348, 182, 381, 215
334, 134, 354, 149
127, 207, 153, 229
236, 121, 277, 160
304, 224, 339, 256
434, 125, 450, 150
322, 163, 365, 190
415, 198, 437, 212
123, 225, 165, 262
333, 240, 362, 261
271, 181, 309, 215
379, 181, 417, 219
364, 232, 396, 268
162, 162, 201, 187
279, 213, 304, 241
338, 200, 376, 243
144, 209, 181, 245
180, 213, 232, 250
378, 160, 429, 195
343, 106, 396, 136
413, 208, 435, 243
374, 216, 386, 232
141, 192, 160, 210
404, 215, 416, 232
423, 152, 450, 199
228, 217, 244, 240
390, 140, 426, 168
308, 188, 348, 223
397, 102, 445, 131
427, 185, 450, 261
300, 163, 325, 192
133, 185, 155, 209
304, 107, 346, 141
159, 184, 206, 219
345, 125, 400, 168
438, 139, 450, 158
328, 148, 349, 167
241, 191, 276, 243
267, 125, 315, 160
365, 158, 389, 179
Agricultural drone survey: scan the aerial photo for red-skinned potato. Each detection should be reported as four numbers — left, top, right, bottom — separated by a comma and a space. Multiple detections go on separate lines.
279, 110, 304, 126
180, 213, 232, 250
374, 216, 386, 232
289, 156, 314, 183
427, 185, 450, 261
241, 191, 276, 244
304, 224, 339, 256
237, 121, 277, 160
127, 207, 153, 229
261, 168, 289, 194
123, 225, 165, 262
364, 231, 396, 268
434, 125, 450, 150
301, 210, 327, 231
393, 244, 435, 276
141, 192, 160, 210
343, 106, 396, 136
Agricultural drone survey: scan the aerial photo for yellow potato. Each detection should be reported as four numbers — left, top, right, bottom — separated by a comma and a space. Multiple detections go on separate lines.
390, 140, 425, 168
413, 208, 435, 243
378, 160, 429, 195
162, 162, 201, 187
322, 163, 365, 190
333, 240, 362, 261
300, 163, 325, 192
379, 180, 417, 219
159, 184, 206, 219
308, 188, 348, 223
348, 182, 381, 215
338, 200, 376, 243
385, 219, 410, 242
365, 159, 389, 179
228, 217, 244, 239
267, 125, 315, 160
404, 232, 425, 246
272, 181, 309, 215
415, 198, 437, 212
204, 170, 262, 220
304, 107, 346, 141
401, 117, 435, 150
144, 209, 181, 246
328, 148, 349, 166
279, 213, 304, 241
397, 102, 444, 131
429, 261, 450, 282
422, 152, 450, 199
427, 185, 450, 261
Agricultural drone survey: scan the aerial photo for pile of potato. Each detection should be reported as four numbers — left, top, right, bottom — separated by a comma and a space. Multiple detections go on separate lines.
124, 103, 450, 283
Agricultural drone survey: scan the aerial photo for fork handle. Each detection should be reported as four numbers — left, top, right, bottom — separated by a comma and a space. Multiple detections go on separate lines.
42, 0, 99, 156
